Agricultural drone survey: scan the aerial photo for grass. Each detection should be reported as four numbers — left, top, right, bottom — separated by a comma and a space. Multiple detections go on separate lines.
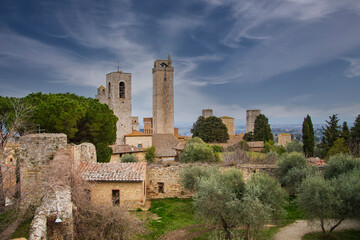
0, 207, 17, 232
302, 230, 360, 240
139, 198, 198, 240
11, 217, 32, 239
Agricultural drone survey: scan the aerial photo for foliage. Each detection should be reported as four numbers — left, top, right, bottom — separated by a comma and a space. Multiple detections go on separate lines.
211, 145, 224, 153
350, 114, 360, 156
121, 154, 138, 163
302, 115, 315, 157
328, 138, 349, 156
191, 116, 229, 143
225, 141, 249, 152
243, 132, 254, 141
302, 229, 360, 240
285, 139, 303, 153
253, 114, 274, 142
277, 152, 307, 177
320, 114, 341, 156
265, 151, 279, 163
324, 154, 360, 179
223, 149, 249, 165
180, 166, 211, 192
24, 92, 117, 162
145, 146, 156, 163
180, 137, 215, 163
341, 121, 350, 147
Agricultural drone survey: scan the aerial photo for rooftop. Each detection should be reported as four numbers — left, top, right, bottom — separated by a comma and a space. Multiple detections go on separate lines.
125, 130, 152, 137
110, 144, 146, 154
82, 162, 146, 182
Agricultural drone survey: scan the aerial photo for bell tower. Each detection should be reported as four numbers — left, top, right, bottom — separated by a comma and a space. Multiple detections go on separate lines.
152, 55, 174, 134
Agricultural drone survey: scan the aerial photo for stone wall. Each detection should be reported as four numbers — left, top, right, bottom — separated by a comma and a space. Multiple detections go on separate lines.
19, 134, 67, 209
88, 181, 146, 209
70, 143, 97, 167
146, 165, 191, 199
29, 187, 73, 240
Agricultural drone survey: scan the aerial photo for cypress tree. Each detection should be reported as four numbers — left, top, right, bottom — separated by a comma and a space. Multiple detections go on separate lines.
341, 121, 350, 147
350, 114, 360, 156
253, 114, 274, 142
302, 115, 315, 157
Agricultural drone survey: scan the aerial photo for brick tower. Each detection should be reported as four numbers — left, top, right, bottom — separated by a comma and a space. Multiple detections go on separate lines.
152, 55, 174, 134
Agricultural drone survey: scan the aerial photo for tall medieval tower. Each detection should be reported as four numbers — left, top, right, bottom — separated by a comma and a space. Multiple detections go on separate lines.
96, 71, 132, 144
152, 55, 174, 134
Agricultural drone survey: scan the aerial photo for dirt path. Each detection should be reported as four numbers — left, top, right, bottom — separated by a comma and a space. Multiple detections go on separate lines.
274, 220, 360, 240
0, 219, 19, 240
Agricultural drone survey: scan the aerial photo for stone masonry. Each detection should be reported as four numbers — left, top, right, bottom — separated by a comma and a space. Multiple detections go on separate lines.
221, 116, 235, 136
246, 110, 261, 133
19, 133, 67, 209
202, 109, 213, 118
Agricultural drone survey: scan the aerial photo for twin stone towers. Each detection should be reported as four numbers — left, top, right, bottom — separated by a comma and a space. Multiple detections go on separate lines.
96, 55, 174, 144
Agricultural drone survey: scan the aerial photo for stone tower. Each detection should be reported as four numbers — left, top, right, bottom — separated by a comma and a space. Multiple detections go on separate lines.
152, 55, 174, 134
221, 116, 235, 136
202, 109, 213, 118
246, 110, 261, 133
96, 71, 132, 144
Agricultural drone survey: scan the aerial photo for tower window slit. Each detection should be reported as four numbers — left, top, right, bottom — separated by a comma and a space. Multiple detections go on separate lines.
119, 82, 125, 98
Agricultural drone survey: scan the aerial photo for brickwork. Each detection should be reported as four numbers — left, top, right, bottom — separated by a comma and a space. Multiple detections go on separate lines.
19, 134, 67, 209
88, 181, 146, 209
278, 133, 292, 146
96, 71, 132, 144
246, 110, 261, 133
152, 55, 174, 134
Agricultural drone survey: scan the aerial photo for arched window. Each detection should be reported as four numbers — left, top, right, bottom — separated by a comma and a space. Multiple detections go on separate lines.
119, 82, 125, 98
108, 82, 111, 98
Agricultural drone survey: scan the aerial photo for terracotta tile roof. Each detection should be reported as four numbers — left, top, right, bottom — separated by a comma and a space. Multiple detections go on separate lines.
82, 162, 146, 182
110, 144, 146, 154
125, 130, 152, 137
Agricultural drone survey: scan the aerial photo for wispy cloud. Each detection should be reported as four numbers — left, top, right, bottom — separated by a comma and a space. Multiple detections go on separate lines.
343, 57, 360, 78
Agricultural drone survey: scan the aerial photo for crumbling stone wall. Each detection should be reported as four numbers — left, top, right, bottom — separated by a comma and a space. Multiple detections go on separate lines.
70, 143, 97, 167
29, 187, 73, 240
19, 134, 67, 209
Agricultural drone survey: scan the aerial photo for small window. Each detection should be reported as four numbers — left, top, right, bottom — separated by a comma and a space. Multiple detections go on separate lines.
9, 158, 13, 162
158, 182, 164, 193
108, 82, 111, 98
119, 82, 125, 98
84, 189, 91, 201
138, 144, 142, 148
112, 190, 120, 206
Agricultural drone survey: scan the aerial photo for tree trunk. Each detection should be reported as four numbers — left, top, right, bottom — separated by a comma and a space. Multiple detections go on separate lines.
320, 218, 326, 234
220, 216, 232, 239
245, 224, 251, 240
0, 164, 5, 212
330, 218, 344, 233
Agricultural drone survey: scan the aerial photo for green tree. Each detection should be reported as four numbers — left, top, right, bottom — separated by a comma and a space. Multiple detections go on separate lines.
285, 139, 303, 153
253, 114, 273, 142
302, 115, 315, 157
320, 114, 341, 156
350, 114, 360, 156
180, 166, 212, 192
121, 154, 138, 163
328, 138, 349, 156
24, 93, 117, 162
324, 154, 360, 179
243, 132, 254, 141
191, 116, 229, 143
180, 137, 215, 163
341, 122, 350, 147
145, 146, 156, 163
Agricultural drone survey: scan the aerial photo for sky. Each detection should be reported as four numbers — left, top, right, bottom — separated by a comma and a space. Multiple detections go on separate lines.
1, 0, 360, 130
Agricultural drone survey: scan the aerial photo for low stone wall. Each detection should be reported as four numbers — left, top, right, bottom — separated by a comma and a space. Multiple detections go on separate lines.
29, 187, 73, 240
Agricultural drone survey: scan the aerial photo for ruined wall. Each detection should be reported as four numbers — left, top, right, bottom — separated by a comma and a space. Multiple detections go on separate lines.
29, 187, 73, 240
88, 181, 145, 209
19, 134, 67, 209
71, 142, 97, 167
146, 165, 191, 199
246, 110, 261, 133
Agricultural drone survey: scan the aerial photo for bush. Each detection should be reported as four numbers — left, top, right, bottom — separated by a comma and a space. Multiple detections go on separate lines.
277, 152, 307, 177
265, 151, 279, 163
121, 154, 138, 163
324, 154, 360, 179
145, 146, 156, 163
181, 137, 215, 163
285, 139, 303, 153
180, 166, 212, 192
223, 149, 249, 165
211, 145, 224, 153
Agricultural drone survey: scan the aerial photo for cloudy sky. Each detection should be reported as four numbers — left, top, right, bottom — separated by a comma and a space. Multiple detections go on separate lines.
1, 0, 360, 129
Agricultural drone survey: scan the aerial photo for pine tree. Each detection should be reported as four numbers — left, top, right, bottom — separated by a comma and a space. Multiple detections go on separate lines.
253, 114, 274, 142
350, 114, 360, 156
190, 116, 229, 143
341, 122, 350, 147
302, 115, 315, 157
320, 114, 341, 155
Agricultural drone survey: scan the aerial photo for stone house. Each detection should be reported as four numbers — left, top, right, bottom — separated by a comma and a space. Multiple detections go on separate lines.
82, 162, 147, 209
124, 130, 152, 148
110, 144, 146, 162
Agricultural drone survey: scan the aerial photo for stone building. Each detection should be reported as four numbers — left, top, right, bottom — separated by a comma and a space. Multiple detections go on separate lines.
125, 130, 153, 149
202, 109, 213, 118
109, 144, 146, 162
152, 55, 174, 134
220, 116, 235, 136
95, 71, 132, 144
278, 133, 292, 146
82, 162, 147, 209
132, 116, 140, 131
144, 117, 153, 134
246, 110, 261, 133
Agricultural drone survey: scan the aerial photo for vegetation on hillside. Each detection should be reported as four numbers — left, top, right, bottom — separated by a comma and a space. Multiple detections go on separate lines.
180, 137, 215, 163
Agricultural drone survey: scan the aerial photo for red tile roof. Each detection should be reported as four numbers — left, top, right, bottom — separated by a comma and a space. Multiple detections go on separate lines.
82, 162, 146, 182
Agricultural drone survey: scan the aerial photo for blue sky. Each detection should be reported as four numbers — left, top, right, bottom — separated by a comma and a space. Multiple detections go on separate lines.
1, 0, 360, 128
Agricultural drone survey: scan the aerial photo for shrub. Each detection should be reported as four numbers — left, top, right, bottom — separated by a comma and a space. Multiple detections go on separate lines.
265, 151, 279, 163
223, 149, 249, 165
145, 146, 156, 163
324, 154, 360, 179
285, 139, 303, 153
181, 137, 215, 163
277, 152, 307, 177
121, 154, 138, 163
180, 166, 212, 192
211, 145, 224, 153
